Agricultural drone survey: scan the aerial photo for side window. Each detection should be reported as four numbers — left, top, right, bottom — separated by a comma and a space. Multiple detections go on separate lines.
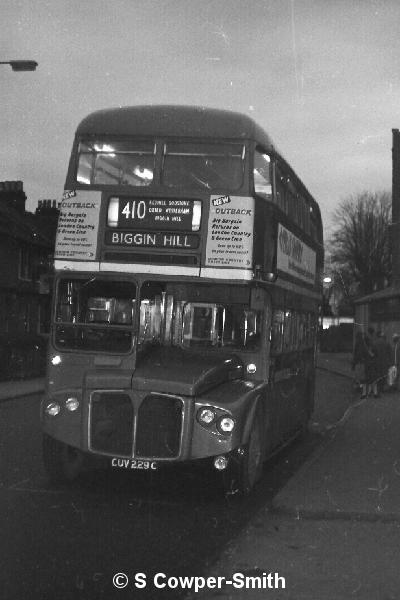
291, 311, 299, 350
274, 163, 287, 213
301, 197, 310, 235
283, 310, 292, 352
272, 308, 314, 353
271, 309, 284, 354
253, 149, 272, 199
274, 163, 312, 237
299, 312, 306, 348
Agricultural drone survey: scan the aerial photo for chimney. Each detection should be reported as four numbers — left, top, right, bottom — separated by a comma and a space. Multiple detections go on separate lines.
0, 180, 26, 213
391, 129, 400, 287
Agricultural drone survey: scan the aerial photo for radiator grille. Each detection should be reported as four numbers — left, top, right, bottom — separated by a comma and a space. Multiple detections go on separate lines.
90, 393, 133, 456
135, 394, 183, 458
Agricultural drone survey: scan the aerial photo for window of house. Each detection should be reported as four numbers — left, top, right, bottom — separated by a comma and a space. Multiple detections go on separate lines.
15, 296, 31, 334
19, 246, 33, 280
38, 300, 51, 334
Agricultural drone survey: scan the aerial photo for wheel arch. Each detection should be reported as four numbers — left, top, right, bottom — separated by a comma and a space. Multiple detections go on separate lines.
240, 393, 265, 445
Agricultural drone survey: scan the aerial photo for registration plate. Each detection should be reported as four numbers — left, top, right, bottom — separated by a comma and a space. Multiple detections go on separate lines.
111, 458, 158, 470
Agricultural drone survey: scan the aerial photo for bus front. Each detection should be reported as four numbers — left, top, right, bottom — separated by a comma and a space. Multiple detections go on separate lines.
41, 106, 269, 494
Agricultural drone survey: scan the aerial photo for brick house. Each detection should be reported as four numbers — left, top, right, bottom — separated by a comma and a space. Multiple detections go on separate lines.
0, 181, 59, 379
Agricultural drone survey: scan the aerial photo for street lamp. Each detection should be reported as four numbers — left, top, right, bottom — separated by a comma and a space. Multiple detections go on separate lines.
0, 60, 38, 71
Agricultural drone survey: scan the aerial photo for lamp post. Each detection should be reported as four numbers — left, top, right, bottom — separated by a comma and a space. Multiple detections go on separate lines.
0, 60, 38, 71
321, 276, 333, 329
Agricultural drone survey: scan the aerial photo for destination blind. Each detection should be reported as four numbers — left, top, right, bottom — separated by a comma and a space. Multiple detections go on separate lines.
105, 231, 199, 249
107, 198, 202, 231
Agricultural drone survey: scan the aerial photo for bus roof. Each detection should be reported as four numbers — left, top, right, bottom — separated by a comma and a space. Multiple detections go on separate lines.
76, 105, 275, 145
74, 104, 322, 238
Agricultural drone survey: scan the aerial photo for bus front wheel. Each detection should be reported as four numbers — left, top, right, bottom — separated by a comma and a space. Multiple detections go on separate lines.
42, 433, 84, 484
223, 411, 264, 495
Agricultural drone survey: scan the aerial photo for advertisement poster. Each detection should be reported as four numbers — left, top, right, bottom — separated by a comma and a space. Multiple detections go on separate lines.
54, 190, 101, 260
205, 195, 254, 269
276, 223, 316, 284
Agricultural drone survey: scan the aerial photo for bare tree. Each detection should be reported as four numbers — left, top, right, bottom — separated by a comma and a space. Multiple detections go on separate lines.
329, 191, 391, 295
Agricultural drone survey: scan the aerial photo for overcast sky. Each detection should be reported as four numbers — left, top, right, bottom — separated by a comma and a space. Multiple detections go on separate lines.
2, 0, 399, 236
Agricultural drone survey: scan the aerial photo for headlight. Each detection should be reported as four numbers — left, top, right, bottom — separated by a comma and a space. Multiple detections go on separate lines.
65, 397, 80, 412
197, 407, 216, 425
217, 416, 235, 434
214, 455, 229, 470
45, 402, 61, 417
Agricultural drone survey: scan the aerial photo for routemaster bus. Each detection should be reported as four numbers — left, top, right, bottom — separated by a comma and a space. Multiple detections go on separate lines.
41, 105, 323, 494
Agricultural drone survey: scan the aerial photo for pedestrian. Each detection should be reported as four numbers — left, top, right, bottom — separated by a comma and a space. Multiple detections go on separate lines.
363, 327, 380, 398
352, 331, 370, 399
388, 333, 400, 389
373, 331, 392, 395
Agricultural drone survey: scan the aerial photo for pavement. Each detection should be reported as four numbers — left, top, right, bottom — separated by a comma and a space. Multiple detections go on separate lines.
316, 351, 354, 379
0, 376, 44, 401
187, 353, 400, 600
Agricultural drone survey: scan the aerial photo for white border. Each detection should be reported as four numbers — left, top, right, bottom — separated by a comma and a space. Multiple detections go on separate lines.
99, 262, 200, 276
200, 267, 253, 280
54, 260, 100, 271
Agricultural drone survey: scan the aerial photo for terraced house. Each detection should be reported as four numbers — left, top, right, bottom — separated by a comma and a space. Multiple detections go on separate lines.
0, 181, 58, 379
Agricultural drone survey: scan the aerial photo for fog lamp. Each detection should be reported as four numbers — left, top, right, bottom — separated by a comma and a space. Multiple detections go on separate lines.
214, 455, 229, 470
217, 416, 235, 434
65, 397, 79, 412
197, 407, 216, 425
45, 402, 61, 417
51, 355, 62, 365
247, 363, 257, 374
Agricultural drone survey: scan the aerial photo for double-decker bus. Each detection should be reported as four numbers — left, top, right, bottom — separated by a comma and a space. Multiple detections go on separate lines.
41, 105, 323, 494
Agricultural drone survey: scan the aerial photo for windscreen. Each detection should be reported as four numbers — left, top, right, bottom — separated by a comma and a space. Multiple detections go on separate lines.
54, 277, 137, 353
162, 142, 245, 191
75, 138, 245, 192
76, 140, 155, 186
139, 281, 261, 351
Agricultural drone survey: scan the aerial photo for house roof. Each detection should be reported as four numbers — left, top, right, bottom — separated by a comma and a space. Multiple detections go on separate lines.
0, 201, 53, 248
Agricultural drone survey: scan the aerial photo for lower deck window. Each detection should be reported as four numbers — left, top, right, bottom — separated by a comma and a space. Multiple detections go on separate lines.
54, 277, 136, 353
139, 281, 261, 351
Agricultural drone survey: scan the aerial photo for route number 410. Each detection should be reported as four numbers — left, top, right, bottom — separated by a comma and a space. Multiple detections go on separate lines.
121, 200, 147, 220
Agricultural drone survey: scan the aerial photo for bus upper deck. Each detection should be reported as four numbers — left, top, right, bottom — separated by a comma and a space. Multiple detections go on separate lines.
56, 105, 322, 287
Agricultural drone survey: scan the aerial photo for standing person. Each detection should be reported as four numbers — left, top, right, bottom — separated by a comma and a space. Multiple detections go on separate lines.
351, 331, 375, 399
352, 330, 370, 399
365, 327, 379, 398
373, 331, 392, 395
389, 333, 400, 389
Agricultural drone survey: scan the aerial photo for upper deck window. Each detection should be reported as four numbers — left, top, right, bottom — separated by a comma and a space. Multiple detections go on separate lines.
253, 150, 272, 198
162, 142, 245, 191
76, 140, 155, 187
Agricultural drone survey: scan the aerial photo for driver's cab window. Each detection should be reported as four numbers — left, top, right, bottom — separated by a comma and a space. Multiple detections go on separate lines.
182, 303, 218, 347
86, 297, 133, 325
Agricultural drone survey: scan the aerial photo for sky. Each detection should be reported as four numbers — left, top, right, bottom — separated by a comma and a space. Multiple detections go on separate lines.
1, 0, 400, 237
